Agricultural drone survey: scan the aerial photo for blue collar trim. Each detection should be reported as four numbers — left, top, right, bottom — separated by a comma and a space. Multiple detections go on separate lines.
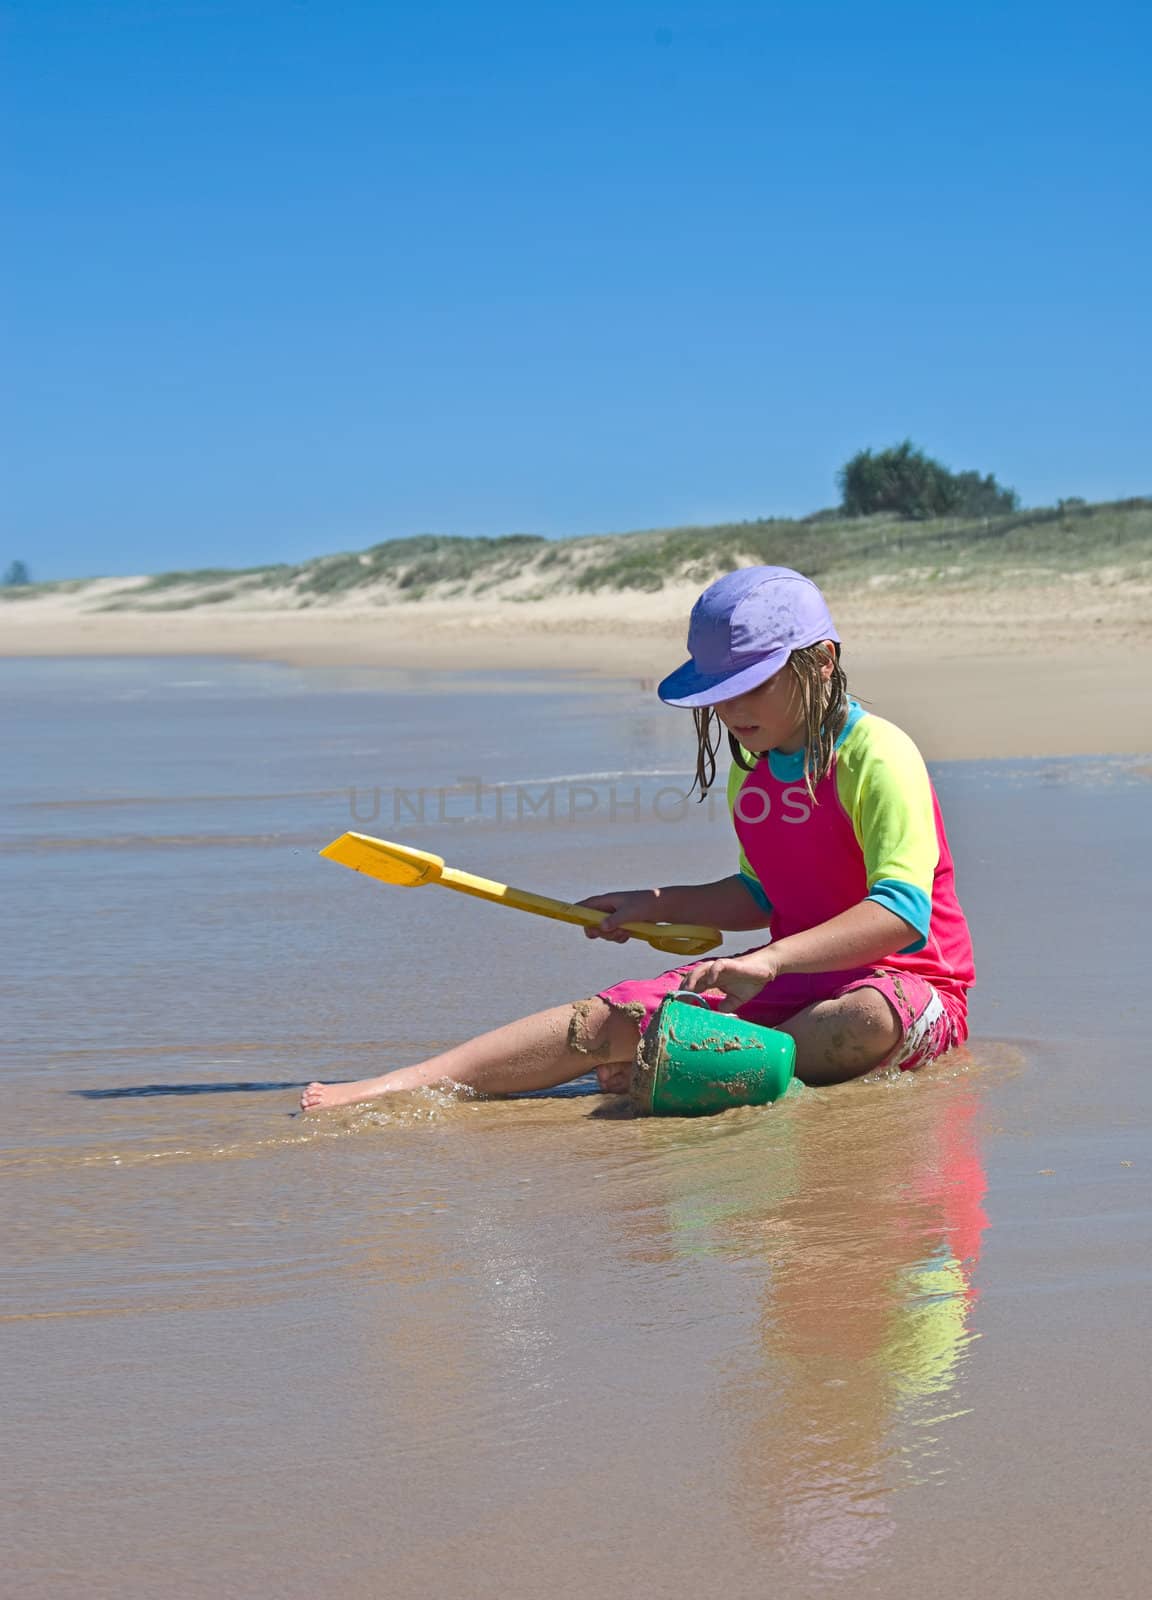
765, 698, 866, 782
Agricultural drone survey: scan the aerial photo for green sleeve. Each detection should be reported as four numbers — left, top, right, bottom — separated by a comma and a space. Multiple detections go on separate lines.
834, 717, 938, 951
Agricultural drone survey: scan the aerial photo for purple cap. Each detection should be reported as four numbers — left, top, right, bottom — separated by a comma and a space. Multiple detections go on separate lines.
658, 567, 839, 707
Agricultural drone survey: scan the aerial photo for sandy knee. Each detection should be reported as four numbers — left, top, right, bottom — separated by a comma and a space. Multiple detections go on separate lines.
787, 989, 903, 1081
566, 997, 614, 1058
567, 997, 643, 1060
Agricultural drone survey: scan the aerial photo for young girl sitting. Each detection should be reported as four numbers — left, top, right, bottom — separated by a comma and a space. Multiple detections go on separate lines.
301, 566, 974, 1110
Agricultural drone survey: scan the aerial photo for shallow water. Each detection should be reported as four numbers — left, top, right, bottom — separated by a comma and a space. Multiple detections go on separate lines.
2, 657, 1150, 1598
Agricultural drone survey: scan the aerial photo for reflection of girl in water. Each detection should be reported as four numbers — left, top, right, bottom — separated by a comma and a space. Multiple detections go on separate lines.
710, 1083, 989, 1575
303, 567, 974, 1111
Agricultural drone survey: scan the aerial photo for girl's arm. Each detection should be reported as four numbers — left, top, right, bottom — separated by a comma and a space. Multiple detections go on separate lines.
580, 874, 771, 941
682, 900, 916, 1009
766, 900, 914, 974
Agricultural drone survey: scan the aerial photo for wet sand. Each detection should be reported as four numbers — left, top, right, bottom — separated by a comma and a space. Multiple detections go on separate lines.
3, 658, 1150, 1598
4, 575, 1152, 758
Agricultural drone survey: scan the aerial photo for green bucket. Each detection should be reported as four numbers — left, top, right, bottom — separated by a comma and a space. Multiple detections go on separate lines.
629, 991, 796, 1117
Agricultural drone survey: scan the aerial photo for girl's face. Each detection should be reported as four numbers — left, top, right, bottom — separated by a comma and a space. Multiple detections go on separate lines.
711, 643, 835, 754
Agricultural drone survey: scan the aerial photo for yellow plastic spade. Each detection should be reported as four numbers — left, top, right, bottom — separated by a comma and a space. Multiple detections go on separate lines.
321, 832, 723, 957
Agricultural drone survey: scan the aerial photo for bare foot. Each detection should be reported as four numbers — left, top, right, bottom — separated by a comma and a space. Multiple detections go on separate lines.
300, 1077, 391, 1112
595, 1062, 632, 1095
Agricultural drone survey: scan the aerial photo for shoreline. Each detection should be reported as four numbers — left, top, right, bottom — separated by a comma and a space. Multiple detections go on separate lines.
3, 585, 1150, 761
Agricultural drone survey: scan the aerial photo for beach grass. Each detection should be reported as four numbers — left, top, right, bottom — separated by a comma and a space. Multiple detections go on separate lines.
567, 498, 1152, 592
13, 496, 1148, 613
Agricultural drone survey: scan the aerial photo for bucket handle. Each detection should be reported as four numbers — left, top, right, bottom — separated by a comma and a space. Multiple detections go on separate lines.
670, 989, 711, 1010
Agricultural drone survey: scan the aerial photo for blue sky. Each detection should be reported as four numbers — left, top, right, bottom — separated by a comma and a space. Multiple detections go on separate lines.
3, 1, 1149, 580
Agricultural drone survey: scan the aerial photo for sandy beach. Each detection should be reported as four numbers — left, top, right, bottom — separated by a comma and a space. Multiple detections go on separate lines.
10, 2, 1151, 1588
3, 572, 1151, 759
4, 649, 1150, 1600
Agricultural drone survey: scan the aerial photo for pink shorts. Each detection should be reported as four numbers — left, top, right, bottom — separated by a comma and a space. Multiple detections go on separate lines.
597, 962, 967, 1074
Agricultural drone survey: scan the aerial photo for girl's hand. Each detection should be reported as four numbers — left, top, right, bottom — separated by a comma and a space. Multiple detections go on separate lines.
679, 949, 780, 1012
577, 890, 663, 944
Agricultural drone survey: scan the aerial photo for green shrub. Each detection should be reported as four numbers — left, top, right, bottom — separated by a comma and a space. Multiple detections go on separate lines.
838, 441, 1018, 520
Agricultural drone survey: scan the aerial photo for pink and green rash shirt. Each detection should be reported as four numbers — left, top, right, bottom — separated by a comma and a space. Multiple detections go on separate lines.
726, 700, 975, 1029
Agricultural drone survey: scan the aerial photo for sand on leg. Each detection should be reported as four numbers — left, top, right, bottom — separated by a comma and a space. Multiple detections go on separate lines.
300, 997, 640, 1110
592, 986, 904, 1094
777, 985, 903, 1087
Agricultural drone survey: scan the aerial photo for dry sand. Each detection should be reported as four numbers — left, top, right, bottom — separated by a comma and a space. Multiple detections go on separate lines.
3, 574, 1150, 759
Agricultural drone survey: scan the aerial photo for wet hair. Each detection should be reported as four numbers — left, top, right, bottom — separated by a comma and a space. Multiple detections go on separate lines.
690, 643, 848, 803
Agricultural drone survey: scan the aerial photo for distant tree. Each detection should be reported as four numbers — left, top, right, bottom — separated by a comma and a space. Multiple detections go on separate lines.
837, 442, 1017, 521
3, 560, 31, 586
838, 442, 956, 519
949, 470, 1020, 517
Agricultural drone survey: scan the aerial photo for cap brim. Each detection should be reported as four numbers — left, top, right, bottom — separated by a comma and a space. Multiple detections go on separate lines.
657, 648, 791, 708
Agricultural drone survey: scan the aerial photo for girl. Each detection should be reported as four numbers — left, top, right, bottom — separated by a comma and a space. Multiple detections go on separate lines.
301, 567, 974, 1110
